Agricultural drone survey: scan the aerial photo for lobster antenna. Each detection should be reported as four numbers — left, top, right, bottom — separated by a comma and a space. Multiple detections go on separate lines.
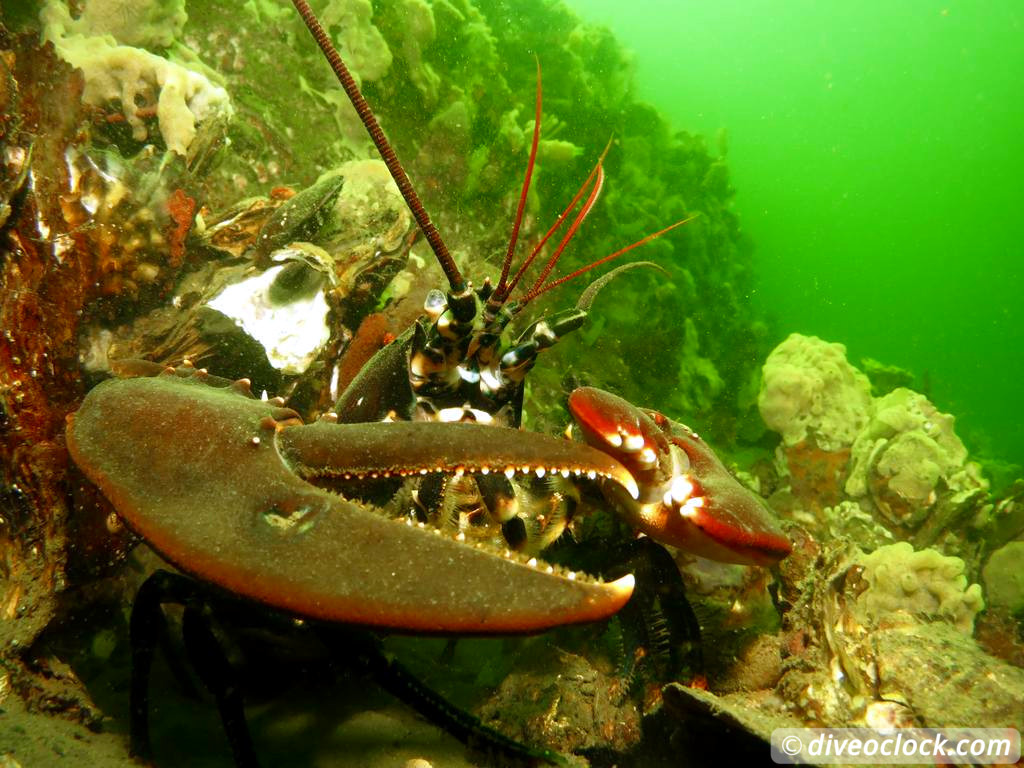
496, 57, 543, 296
519, 215, 697, 306
291, 0, 465, 293
522, 163, 605, 300
500, 140, 612, 303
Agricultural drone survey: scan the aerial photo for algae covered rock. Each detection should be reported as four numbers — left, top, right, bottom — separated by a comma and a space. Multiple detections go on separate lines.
860, 356, 916, 396
758, 333, 872, 452
982, 540, 1024, 616
853, 542, 984, 634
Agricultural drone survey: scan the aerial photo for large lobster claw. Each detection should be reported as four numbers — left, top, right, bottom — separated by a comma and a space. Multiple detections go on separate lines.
568, 387, 792, 566
67, 370, 636, 634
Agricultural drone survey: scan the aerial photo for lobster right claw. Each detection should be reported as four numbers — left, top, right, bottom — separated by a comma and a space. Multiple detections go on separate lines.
568, 387, 792, 566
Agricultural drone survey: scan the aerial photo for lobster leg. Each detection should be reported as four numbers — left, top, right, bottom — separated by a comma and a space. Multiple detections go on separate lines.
129, 573, 248, 765
317, 625, 563, 767
181, 600, 259, 768
130, 569, 559, 768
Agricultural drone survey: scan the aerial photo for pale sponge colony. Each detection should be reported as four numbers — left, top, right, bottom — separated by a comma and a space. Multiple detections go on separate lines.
757, 333, 872, 452
757, 334, 986, 537
40, 0, 232, 157
845, 387, 986, 528
853, 542, 984, 634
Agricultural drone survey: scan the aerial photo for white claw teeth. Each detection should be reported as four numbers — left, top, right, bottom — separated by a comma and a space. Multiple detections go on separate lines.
623, 433, 645, 451
527, 557, 538, 568
606, 433, 623, 447
670, 475, 695, 504
504, 467, 516, 479
586, 470, 597, 480
535, 467, 546, 478
560, 468, 570, 478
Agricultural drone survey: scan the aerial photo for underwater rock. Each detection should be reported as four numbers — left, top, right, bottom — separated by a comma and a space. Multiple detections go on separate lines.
99, 158, 412, 394
853, 542, 984, 634
758, 335, 869, 515
860, 356, 915, 396
1, 33, 112, 655
821, 499, 895, 550
666, 619, 1024, 748
774, 542, 1009, 732
845, 387, 988, 531
662, 536, 1019, 749
982, 540, 1024, 616
869, 622, 1024, 731
476, 644, 641, 757
758, 333, 872, 452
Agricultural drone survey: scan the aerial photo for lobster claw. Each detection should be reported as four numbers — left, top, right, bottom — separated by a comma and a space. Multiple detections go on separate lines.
67, 371, 636, 634
568, 387, 792, 566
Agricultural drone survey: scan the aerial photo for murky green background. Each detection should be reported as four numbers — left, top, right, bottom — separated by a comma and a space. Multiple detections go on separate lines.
567, 0, 1023, 463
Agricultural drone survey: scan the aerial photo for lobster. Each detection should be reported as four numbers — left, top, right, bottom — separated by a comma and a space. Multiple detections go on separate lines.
64, 1, 791, 764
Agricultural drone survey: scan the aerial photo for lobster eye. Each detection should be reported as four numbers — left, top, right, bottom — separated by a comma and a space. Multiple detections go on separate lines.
423, 289, 446, 320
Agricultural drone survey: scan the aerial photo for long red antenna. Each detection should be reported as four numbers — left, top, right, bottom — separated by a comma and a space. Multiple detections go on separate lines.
291, 0, 465, 292
521, 164, 605, 300
496, 58, 543, 296
499, 141, 611, 302
518, 215, 696, 306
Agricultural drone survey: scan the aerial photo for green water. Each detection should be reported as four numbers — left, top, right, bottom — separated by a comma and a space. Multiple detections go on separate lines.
568, 0, 1024, 465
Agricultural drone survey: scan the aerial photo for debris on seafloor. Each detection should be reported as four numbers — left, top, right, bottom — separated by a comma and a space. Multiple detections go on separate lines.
96, 158, 415, 391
